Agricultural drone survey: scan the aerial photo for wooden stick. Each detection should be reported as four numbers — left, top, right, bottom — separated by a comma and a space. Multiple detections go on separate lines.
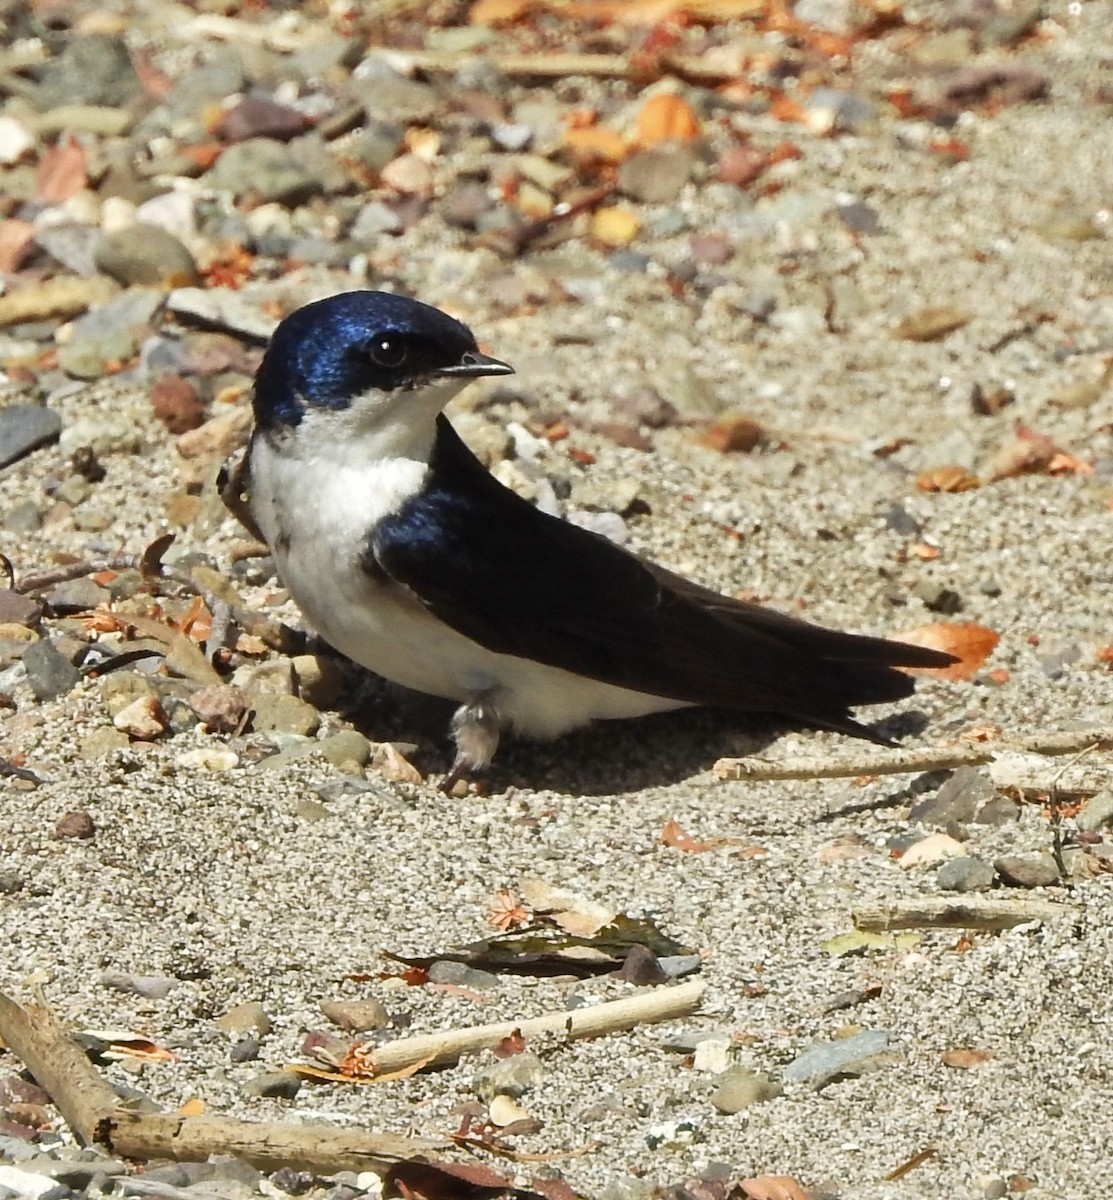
105, 1111, 440, 1175
392, 49, 742, 85
853, 897, 1065, 933
366, 980, 706, 1076
0, 992, 120, 1144
0, 991, 441, 1175
714, 729, 1113, 783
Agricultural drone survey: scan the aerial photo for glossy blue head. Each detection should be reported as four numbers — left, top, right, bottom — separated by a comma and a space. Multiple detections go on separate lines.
252, 291, 513, 429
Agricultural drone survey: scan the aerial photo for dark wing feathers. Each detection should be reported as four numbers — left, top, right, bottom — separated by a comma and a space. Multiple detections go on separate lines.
370, 417, 952, 731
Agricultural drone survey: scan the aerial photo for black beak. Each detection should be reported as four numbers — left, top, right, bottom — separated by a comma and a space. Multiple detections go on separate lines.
438, 351, 515, 379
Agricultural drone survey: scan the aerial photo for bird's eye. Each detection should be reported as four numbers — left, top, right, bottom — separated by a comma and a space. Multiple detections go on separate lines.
367, 337, 407, 369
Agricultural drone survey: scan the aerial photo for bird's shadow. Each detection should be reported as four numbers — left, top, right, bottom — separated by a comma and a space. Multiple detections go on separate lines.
333, 656, 934, 797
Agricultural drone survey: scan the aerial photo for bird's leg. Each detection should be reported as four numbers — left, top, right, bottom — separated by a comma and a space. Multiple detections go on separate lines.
442, 692, 502, 792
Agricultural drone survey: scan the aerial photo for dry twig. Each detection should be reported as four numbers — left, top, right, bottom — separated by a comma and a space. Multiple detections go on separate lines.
853, 897, 1065, 932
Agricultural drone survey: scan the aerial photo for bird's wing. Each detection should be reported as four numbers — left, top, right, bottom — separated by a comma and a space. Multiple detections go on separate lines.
369, 418, 950, 725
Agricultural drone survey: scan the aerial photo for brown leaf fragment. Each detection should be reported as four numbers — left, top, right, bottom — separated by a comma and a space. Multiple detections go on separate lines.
987, 426, 1060, 481
660, 818, 714, 852
739, 1177, 810, 1200
494, 1031, 527, 1059
884, 1146, 938, 1181
384, 1154, 535, 1199
896, 623, 1000, 680
894, 306, 971, 341
942, 1047, 991, 1069
916, 465, 980, 493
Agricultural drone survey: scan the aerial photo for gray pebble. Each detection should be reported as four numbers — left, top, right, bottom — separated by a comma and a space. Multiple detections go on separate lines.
1076, 790, 1113, 833
23, 639, 81, 701
709, 1066, 783, 1114
784, 1029, 893, 1087
94, 225, 199, 289
909, 766, 995, 826
0, 590, 42, 627
937, 855, 995, 893
427, 960, 500, 990
473, 1051, 544, 1101
995, 853, 1060, 888
251, 693, 321, 737
320, 998, 388, 1032
242, 1071, 302, 1100
320, 730, 372, 769
216, 1001, 272, 1037
0, 405, 62, 469
973, 795, 1021, 825
205, 139, 324, 206
35, 224, 102, 277
618, 145, 695, 204
229, 1035, 260, 1064
31, 36, 140, 110
99, 971, 177, 999
3, 502, 44, 532
47, 578, 110, 613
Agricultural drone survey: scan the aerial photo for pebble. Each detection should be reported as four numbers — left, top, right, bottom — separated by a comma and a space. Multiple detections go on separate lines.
784, 1030, 893, 1087
175, 746, 240, 772
617, 144, 694, 203
1076, 790, 1113, 833
46, 578, 110, 613
112, 695, 167, 740
54, 811, 96, 840
149, 375, 205, 434
473, 1051, 545, 1101
189, 683, 250, 733
290, 654, 345, 708
692, 1036, 732, 1074
0, 405, 62, 469
320, 730, 372, 769
216, 1001, 273, 1037
31, 35, 141, 110
937, 856, 996, 893
899, 832, 966, 870
23, 638, 82, 701
427, 960, 500, 990
251, 693, 321, 737
320, 998, 388, 1032
994, 854, 1060, 889
0, 590, 42, 628
205, 139, 323, 206
230, 1035, 260, 1064
0, 115, 34, 164
709, 1066, 784, 1114
909, 766, 996, 826
242, 1071, 302, 1100
99, 970, 177, 999
94, 225, 199, 289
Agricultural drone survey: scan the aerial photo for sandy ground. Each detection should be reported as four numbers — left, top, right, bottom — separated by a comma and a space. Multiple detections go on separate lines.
3, 2, 1113, 1196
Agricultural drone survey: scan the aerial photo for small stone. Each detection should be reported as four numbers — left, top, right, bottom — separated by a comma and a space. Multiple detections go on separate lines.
1076, 790, 1113, 833
189, 684, 249, 734
150, 375, 205, 434
911, 579, 964, 614
0, 870, 25, 894
112, 695, 167, 740
698, 413, 766, 453
175, 408, 253, 460
370, 741, 422, 784
710, 1066, 783, 1114
46, 578, 110, 613
0, 405, 62, 469
290, 654, 344, 708
216, 1001, 272, 1037
251, 693, 321, 737
0, 590, 42, 628
784, 1029, 893, 1088
242, 1071, 301, 1100
32, 35, 141, 110
617, 144, 694, 203
973, 795, 1021, 825
428, 960, 500, 991
95, 225, 199, 288
909, 767, 995, 826
24, 638, 81, 700
270, 1168, 315, 1196
899, 832, 966, 869
175, 746, 240, 771
206, 138, 323, 206
473, 1052, 544, 1101
3, 501, 44, 532
80, 727, 130, 759
0, 116, 34, 164
937, 856, 995, 893
230, 1035, 260, 1063
440, 181, 494, 229
994, 854, 1060, 889
295, 797, 332, 822
215, 97, 313, 143
321, 731, 372, 769
100, 970, 176, 999
320, 998, 389, 1032
692, 1036, 732, 1074
54, 811, 96, 840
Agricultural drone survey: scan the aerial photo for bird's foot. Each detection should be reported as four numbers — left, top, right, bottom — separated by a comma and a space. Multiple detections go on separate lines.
441, 693, 501, 793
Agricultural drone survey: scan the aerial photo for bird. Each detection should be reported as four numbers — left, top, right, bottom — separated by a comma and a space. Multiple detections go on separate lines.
222, 289, 955, 788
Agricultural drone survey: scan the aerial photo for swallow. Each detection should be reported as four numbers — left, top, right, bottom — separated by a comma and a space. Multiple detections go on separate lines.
223, 290, 954, 787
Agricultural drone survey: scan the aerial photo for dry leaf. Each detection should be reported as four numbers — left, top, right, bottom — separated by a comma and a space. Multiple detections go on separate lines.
916, 464, 980, 493
35, 134, 88, 204
487, 889, 530, 931
987, 426, 1060, 481
636, 93, 701, 146
661, 818, 714, 852
740, 1176, 810, 1200
942, 1047, 991, 1069
893, 306, 972, 342
896, 623, 1000, 680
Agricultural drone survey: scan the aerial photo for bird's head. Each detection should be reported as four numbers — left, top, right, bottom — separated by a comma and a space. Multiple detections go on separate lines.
252, 291, 513, 454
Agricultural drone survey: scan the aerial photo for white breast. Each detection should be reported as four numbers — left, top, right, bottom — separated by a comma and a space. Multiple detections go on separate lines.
247, 411, 685, 740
